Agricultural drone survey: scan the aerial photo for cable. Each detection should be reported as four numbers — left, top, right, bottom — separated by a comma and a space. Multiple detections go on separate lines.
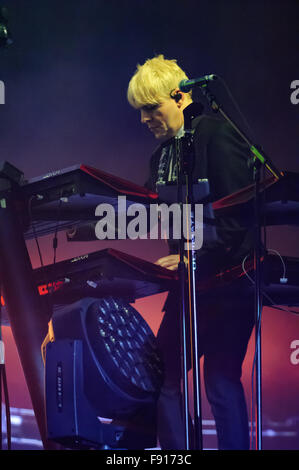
52, 196, 63, 267
47, 194, 65, 306
28, 195, 45, 268
267, 249, 287, 281
27, 193, 61, 305
242, 253, 297, 315
27, 195, 54, 319
217, 75, 256, 142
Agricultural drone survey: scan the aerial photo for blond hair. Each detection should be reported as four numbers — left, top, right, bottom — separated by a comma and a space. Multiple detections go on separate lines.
127, 54, 192, 108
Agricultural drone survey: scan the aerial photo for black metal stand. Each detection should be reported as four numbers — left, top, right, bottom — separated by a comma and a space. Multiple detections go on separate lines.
253, 161, 263, 450
0, 361, 11, 450
175, 103, 205, 450
199, 83, 282, 450
176, 159, 193, 450
0, 182, 57, 449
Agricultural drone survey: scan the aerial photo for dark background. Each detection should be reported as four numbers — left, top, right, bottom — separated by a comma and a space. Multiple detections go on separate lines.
1, 0, 298, 182
0, 0, 298, 450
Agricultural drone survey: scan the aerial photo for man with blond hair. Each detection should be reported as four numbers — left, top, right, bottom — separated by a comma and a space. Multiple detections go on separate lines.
127, 55, 254, 450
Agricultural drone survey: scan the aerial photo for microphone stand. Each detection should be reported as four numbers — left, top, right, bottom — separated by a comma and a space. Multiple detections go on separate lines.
175, 141, 193, 450
175, 103, 205, 450
199, 83, 282, 450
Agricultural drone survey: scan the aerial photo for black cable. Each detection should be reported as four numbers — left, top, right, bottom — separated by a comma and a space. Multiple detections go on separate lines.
28, 195, 44, 268
216, 75, 256, 142
27, 191, 67, 318
270, 305, 299, 315
51, 195, 63, 298
28, 195, 54, 319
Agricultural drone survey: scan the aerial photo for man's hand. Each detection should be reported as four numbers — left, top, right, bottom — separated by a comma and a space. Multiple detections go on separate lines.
155, 254, 187, 271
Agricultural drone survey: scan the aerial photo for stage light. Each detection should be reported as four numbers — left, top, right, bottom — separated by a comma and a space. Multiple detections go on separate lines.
0, 7, 13, 47
44, 297, 164, 449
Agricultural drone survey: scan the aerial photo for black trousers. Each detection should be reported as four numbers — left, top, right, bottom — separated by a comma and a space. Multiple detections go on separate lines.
156, 290, 255, 450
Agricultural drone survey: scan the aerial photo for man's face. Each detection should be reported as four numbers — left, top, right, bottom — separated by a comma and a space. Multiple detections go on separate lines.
140, 98, 184, 141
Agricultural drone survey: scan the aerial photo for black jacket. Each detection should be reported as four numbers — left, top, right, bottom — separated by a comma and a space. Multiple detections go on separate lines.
145, 114, 254, 276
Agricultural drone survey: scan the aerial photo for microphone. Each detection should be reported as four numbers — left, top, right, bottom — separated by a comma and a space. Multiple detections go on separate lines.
179, 74, 217, 92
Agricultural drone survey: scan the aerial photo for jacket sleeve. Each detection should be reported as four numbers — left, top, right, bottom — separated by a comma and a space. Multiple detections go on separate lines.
206, 120, 253, 201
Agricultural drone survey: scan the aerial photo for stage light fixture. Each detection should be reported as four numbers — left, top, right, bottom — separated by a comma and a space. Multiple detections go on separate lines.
44, 297, 163, 449
0, 7, 13, 47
